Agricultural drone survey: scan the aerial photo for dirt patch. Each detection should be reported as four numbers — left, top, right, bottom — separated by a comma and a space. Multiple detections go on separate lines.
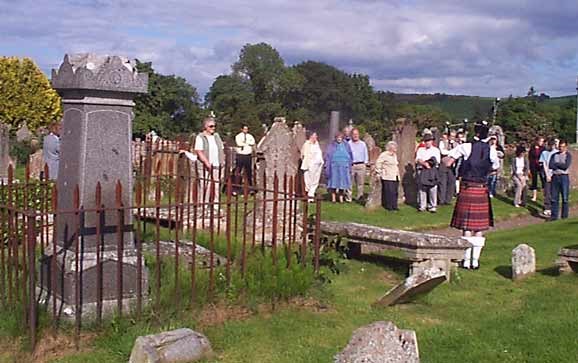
0, 333, 94, 363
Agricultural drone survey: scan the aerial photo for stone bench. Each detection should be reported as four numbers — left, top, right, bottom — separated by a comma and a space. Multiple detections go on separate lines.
557, 247, 578, 273
319, 221, 470, 277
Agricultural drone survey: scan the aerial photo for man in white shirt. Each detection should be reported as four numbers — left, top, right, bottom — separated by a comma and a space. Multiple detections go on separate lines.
415, 133, 441, 212
233, 125, 255, 194
193, 117, 225, 207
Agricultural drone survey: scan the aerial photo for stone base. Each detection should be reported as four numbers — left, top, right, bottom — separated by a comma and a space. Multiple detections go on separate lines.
38, 246, 148, 320
557, 247, 578, 274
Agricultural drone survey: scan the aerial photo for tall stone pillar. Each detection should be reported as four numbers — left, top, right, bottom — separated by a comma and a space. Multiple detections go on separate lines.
41, 54, 148, 318
0, 124, 9, 180
329, 111, 340, 140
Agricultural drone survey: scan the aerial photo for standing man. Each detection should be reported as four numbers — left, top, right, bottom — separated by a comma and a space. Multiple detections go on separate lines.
529, 136, 545, 202
540, 139, 557, 218
446, 121, 500, 269
416, 133, 441, 212
193, 117, 225, 205
438, 132, 456, 205
43, 121, 61, 180
347, 128, 369, 202
549, 140, 572, 221
234, 124, 255, 194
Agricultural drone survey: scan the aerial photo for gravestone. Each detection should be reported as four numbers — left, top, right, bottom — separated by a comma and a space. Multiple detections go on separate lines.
129, 328, 214, 363
329, 111, 340, 140
16, 123, 33, 142
335, 321, 419, 363
0, 124, 9, 180
254, 118, 300, 239
292, 121, 307, 151
365, 147, 384, 211
557, 246, 578, 273
393, 119, 418, 206
512, 244, 536, 280
40, 54, 149, 318
363, 133, 376, 152
375, 268, 446, 306
29, 149, 44, 179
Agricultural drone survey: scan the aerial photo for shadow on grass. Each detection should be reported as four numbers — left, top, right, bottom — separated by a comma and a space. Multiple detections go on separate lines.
354, 253, 409, 276
538, 266, 560, 277
494, 265, 512, 279
494, 194, 543, 218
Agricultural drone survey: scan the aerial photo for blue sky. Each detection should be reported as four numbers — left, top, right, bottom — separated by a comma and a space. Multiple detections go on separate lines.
2, 0, 578, 98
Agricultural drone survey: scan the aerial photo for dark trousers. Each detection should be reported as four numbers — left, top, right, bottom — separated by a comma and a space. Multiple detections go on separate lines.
438, 166, 456, 204
381, 179, 399, 210
487, 174, 498, 197
234, 154, 253, 191
551, 174, 570, 220
530, 166, 546, 191
543, 180, 552, 210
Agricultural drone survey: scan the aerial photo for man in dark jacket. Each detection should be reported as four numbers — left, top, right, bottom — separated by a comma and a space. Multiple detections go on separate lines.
549, 140, 572, 221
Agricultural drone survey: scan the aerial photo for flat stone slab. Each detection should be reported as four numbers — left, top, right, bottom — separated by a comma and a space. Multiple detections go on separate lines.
129, 328, 213, 363
375, 268, 447, 306
557, 246, 578, 273
142, 240, 226, 268
335, 321, 419, 363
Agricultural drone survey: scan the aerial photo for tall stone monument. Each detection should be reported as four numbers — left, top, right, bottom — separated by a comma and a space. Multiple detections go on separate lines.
329, 111, 340, 140
0, 124, 9, 180
42, 54, 149, 317
393, 118, 418, 206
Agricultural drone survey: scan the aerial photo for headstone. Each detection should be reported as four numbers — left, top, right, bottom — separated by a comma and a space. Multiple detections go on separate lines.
393, 118, 418, 206
512, 244, 536, 280
329, 111, 340, 140
28, 149, 44, 179
16, 123, 32, 142
557, 246, 578, 273
363, 133, 376, 152
365, 147, 384, 211
375, 268, 446, 306
40, 54, 149, 318
368, 146, 382, 165
129, 328, 214, 363
0, 124, 9, 180
292, 121, 307, 151
335, 321, 419, 363
568, 147, 578, 190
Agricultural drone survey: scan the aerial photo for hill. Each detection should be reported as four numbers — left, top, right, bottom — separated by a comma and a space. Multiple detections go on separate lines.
392, 93, 495, 121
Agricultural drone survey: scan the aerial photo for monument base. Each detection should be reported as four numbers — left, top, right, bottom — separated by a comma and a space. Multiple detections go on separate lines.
38, 247, 148, 320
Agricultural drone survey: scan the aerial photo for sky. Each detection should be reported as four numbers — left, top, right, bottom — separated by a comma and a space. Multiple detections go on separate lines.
2, 0, 578, 98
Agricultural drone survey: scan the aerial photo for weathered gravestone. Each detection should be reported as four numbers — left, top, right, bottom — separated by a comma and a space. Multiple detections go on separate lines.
557, 246, 578, 273
16, 123, 33, 142
129, 328, 214, 363
28, 149, 44, 180
254, 118, 300, 240
363, 132, 376, 152
292, 121, 307, 152
329, 111, 340, 139
365, 147, 384, 211
512, 244, 536, 280
375, 268, 447, 306
335, 321, 419, 363
0, 124, 9, 180
393, 118, 418, 206
40, 54, 149, 318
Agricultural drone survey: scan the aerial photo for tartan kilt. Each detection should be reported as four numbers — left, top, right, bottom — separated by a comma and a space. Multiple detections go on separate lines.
451, 183, 494, 231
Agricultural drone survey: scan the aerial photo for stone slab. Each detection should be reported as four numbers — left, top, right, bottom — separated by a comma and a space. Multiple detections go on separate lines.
129, 328, 213, 363
375, 268, 447, 306
335, 321, 419, 363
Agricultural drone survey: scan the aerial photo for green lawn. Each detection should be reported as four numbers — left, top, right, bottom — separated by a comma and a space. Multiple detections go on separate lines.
321, 189, 578, 231
10, 217, 574, 363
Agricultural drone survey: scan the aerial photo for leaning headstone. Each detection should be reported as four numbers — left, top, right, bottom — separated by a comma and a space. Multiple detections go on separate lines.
129, 328, 214, 363
0, 124, 9, 180
393, 118, 418, 206
512, 244, 536, 280
40, 54, 149, 318
375, 268, 446, 306
335, 321, 419, 363
16, 123, 33, 142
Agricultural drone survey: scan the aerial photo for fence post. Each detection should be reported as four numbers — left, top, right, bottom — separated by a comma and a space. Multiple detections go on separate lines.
27, 211, 37, 351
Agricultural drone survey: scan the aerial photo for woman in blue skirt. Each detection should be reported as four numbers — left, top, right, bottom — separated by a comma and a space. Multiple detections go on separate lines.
325, 132, 353, 203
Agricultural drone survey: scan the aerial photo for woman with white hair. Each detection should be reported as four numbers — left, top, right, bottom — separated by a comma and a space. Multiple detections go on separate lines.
301, 131, 324, 202
375, 141, 400, 211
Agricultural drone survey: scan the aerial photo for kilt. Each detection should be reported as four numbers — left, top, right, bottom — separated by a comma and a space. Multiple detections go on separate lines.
450, 182, 494, 231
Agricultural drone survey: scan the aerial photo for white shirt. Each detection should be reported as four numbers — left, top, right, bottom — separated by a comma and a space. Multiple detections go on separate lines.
235, 132, 256, 155
194, 134, 220, 166
448, 143, 500, 170
415, 146, 441, 164
438, 139, 453, 156
515, 157, 525, 175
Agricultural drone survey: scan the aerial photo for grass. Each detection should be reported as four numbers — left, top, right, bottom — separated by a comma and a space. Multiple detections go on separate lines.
28, 217, 578, 362
321, 188, 578, 231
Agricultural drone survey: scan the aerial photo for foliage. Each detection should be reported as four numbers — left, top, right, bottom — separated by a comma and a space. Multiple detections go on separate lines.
133, 61, 204, 139
0, 57, 61, 131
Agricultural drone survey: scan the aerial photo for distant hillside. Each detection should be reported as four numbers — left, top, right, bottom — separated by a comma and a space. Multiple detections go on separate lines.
391, 93, 495, 121
543, 95, 575, 106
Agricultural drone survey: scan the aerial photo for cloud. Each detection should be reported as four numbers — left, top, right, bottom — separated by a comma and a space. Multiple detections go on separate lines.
1, 0, 577, 97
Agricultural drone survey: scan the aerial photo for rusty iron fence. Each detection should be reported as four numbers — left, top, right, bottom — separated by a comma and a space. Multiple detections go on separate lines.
0, 155, 321, 350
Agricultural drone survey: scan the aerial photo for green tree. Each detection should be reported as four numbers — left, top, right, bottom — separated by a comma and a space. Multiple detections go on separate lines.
0, 57, 61, 130
133, 61, 203, 138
